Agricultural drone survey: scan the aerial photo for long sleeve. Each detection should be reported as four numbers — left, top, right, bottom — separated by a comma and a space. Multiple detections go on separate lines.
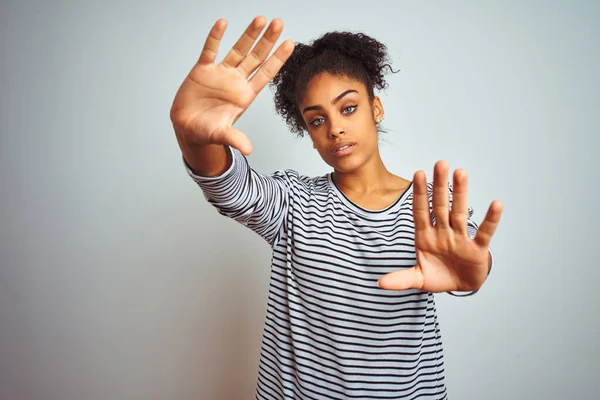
184, 146, 294, 247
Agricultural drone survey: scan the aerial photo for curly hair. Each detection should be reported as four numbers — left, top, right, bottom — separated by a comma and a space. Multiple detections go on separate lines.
269, 31, 397, 137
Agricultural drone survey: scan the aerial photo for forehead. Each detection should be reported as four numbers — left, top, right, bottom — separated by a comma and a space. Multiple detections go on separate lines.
300, 73, 366, 106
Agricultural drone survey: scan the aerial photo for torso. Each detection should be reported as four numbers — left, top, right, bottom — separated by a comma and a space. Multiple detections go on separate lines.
255, 172, 447, 399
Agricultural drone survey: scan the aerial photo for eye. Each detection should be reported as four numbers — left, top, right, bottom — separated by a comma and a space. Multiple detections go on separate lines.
343, 105, 357, 114
308, 105, 357, 127
309, 117, 325, 127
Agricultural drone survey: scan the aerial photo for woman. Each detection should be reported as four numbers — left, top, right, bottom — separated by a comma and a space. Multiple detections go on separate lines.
170, 16, 503, 400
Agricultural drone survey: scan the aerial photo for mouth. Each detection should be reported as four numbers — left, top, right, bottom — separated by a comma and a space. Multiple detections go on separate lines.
331, 142, 356, 157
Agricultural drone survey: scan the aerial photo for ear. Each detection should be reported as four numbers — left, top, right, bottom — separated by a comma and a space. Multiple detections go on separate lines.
372, 96, 384, 122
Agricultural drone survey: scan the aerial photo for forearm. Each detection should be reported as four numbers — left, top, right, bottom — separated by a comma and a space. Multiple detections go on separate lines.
176, 134, 232, 177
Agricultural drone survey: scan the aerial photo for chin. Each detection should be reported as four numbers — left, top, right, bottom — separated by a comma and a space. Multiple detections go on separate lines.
327, 156, 364, 174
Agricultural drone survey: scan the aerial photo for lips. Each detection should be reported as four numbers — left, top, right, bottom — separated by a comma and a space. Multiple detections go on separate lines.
330, 142, 356, 157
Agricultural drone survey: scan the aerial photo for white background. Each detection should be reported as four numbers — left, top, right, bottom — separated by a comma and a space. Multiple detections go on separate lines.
1, 1, 598, 399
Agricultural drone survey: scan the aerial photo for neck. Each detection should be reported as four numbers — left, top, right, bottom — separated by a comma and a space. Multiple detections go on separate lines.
332, 153, 394, 195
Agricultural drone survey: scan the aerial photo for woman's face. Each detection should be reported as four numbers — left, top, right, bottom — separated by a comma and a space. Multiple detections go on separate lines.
299, 72, 384, 173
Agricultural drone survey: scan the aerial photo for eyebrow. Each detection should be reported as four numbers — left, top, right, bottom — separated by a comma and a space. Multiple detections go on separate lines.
301, 89, 358, 114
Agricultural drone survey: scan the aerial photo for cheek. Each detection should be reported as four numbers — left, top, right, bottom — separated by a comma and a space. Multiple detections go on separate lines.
310, 137, 331, 158
314, 142, 329, 156
308, 132, 322, 147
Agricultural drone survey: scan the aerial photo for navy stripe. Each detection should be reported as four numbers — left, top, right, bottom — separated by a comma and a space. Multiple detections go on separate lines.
185, 147, 490, 399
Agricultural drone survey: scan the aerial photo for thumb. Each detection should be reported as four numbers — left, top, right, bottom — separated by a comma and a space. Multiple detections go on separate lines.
378, 267, 423, 291
220, 127, 253, 156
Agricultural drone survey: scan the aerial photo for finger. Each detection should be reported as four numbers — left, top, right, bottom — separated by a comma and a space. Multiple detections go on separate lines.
449, 168, 469, 236
378, 267, 423, 291
248, 39, 295, 94
221, 16, 268, 68
198, 18, 228, 65
432, 160, 450, 229
238, 18, 285, 77
412, 170, 432, 231
474, 200, 504, 247
220, 127, 253, 155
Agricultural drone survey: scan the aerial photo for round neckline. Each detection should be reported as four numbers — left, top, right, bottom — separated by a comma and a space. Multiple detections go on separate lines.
327, 173, 413, 216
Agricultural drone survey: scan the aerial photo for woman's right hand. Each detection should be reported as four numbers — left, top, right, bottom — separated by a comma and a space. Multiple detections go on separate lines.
170, 16, 294, 155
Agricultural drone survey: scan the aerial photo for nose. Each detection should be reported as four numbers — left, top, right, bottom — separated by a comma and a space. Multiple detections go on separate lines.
328, 124, 345, 139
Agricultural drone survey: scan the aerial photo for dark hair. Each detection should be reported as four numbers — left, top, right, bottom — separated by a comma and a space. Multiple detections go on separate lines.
269, 31, 398, 137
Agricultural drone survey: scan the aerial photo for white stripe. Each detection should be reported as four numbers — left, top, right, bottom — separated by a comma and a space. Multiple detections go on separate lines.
187, 147, 495, 399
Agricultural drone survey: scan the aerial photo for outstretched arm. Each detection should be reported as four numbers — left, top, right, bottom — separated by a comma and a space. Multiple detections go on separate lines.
170, 16, 294, 176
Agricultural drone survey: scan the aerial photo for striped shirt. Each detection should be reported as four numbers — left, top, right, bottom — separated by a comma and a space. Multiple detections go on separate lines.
186, 147, 483, 399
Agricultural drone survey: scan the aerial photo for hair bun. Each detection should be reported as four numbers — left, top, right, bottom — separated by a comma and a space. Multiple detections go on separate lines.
312, 32, 370, 61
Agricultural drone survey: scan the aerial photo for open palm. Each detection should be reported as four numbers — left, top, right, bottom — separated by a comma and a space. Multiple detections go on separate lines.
170, 16, 294, 155
378, 161, 503, 293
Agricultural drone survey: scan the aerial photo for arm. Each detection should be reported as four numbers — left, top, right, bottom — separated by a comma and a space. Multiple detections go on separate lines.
169, 17, 295, 244
184, 146, 293, 246
169, 16, 294, 179
176, 137, 232, 178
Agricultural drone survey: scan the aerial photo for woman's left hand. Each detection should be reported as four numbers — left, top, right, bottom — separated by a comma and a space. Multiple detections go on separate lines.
378, 161, 503, 293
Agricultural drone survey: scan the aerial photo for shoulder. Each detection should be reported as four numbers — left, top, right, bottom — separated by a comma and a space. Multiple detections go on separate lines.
272, 168, 330, 193
265, 168, 332, 206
